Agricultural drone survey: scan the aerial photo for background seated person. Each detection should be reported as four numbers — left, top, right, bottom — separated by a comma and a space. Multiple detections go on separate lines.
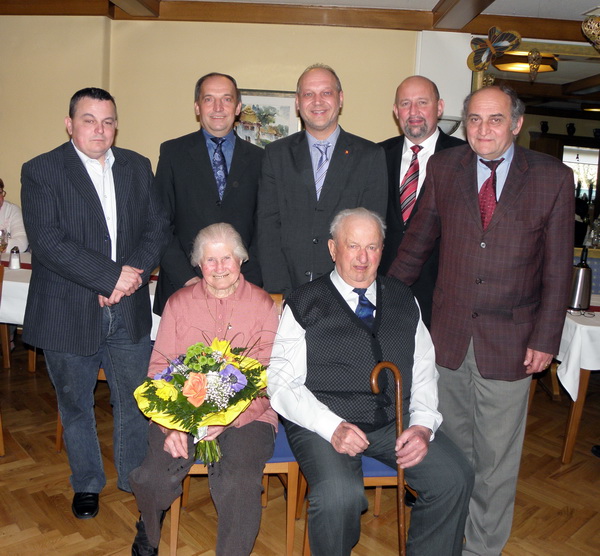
267, 207, 473, 556
129, 223, 279, 556
0, 177, 28, 253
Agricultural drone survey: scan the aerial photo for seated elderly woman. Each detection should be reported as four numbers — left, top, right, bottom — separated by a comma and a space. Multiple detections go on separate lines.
129, 223, 279, 556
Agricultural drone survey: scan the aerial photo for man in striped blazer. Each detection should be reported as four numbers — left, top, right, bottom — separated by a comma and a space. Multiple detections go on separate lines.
21, 87, 169, 520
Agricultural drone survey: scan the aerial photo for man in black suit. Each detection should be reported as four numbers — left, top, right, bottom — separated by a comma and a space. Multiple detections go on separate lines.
379, 76, 465, 327
21, 87, 169, 519
257, 63, 387, 297
153, 72, 264, 315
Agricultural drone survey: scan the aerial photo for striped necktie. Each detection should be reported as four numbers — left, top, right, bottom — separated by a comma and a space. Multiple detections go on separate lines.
211, 137, 228, 200
314, 142, 331, 200
479, 158, 504, 230
399, 144, 423, 222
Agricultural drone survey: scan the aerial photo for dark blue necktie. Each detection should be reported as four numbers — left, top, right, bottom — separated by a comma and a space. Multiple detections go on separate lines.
353, 288, 376, 327
211, 137, 228, 200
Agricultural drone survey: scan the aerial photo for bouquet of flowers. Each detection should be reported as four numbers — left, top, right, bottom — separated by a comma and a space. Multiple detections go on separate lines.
134, 338, 267, 463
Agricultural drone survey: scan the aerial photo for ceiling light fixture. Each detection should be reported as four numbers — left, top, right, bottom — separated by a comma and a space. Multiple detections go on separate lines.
492, 51, 558, 73
582, 15, 600, 52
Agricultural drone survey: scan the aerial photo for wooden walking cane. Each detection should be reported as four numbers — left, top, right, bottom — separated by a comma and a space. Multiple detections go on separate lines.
370, 361, 406, 556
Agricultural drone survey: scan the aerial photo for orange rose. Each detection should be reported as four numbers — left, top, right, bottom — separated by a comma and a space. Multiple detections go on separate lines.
182, 373, 208, 407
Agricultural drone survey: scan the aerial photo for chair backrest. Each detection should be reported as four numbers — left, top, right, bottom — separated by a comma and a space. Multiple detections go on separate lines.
269, 293, 284, 317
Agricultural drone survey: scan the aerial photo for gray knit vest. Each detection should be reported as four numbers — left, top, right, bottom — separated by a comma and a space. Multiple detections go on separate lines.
286, 275, 419, 431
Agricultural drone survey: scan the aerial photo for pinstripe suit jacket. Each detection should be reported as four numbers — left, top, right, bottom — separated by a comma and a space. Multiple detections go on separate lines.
257, 127, 387, 296
20, 141, 170, 356
388, 144, 574, 380
153, 130, 263, 315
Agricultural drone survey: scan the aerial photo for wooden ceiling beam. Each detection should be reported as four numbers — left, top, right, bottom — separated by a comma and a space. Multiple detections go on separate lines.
0, 0, 109, 16
432, 0, 494, 30
563, 74, 600, 96
0, 0, 591, 43
113, 2, 433, 30
462, 14, 585, 43
110, 0, 159, 17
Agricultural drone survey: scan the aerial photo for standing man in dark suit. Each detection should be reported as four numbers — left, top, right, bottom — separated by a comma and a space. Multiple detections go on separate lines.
21, 87, 169, 519
379, 76, 465, 327
153, 72, 263, 315
389, 85, 574, 555
257, 63, 387, 297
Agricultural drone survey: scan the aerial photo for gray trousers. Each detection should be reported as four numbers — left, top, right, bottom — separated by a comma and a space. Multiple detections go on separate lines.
437, 341, 531, 556
284, 418, 473, 556
129, 421, 275, 555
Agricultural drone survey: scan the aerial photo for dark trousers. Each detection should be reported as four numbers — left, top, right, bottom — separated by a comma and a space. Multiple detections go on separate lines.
129, 421, 275, 555
284, 419, 474, 556
45, 304, 151, 493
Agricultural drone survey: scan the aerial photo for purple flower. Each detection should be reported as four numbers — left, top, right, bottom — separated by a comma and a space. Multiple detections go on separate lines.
219, 364, 247, 393
153, 356, 184, 382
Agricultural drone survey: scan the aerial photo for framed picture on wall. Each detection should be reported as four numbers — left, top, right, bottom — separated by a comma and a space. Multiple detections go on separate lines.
234, 89, 301, 148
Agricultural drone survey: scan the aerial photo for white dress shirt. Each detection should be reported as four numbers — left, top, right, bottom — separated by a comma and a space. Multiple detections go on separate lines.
267, 269, 442, 443
72, 141, 118, 261
400, 128, 440, 198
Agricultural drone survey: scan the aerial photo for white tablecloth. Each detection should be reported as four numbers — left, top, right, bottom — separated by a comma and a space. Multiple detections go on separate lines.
556, 311, 600, 401
0, 252, 161, 340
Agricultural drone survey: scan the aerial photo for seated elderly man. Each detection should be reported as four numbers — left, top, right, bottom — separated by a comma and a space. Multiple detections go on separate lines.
267, 207, 473, 556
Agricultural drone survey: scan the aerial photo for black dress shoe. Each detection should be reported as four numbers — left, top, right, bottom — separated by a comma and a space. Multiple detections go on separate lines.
72, 492, 99, 519
132, 519, 158, 556
592, 445, 600, 458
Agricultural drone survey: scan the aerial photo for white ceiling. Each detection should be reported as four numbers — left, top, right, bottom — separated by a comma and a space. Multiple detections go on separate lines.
168, 0, 600, 22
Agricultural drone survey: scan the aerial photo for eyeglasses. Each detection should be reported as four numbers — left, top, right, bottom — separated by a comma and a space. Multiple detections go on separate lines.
568, 309, 595, 318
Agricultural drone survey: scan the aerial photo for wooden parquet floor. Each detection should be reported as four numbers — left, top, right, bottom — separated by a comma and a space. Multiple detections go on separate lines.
1, 337, 599, 555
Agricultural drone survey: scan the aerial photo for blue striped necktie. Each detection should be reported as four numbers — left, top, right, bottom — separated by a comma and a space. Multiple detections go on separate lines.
314, 142, 331, 200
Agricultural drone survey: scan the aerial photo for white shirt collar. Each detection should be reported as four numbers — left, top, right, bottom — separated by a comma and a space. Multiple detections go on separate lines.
71, 140, 115, 170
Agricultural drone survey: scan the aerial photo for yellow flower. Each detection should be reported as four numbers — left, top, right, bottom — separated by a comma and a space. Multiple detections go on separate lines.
153, 380, 179, 402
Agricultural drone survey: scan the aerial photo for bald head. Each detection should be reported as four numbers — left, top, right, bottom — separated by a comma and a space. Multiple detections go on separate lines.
393, 76, 444, 144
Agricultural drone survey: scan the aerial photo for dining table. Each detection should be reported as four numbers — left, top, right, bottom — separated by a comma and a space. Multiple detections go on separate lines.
555, 301, 600, 464
0, 252, 161, 339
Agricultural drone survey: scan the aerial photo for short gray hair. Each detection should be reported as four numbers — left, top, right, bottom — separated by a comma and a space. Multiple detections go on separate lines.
329, 207, 386, 241
462, 85, 525, 131
190, 223, 248, 266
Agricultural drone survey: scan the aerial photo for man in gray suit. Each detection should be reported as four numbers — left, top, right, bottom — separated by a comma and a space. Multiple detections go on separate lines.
153, 72, 264, 315
258, 63, 387, 297
21, 87, 169, 520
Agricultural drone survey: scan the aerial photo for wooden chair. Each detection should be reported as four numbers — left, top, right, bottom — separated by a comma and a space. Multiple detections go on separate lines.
298, 457, 415, 556
528, 360, 561, 414
170, 425, 299, 556
0, 324, 37, 372
55, 368, 107, 452
300, 361, 411, 555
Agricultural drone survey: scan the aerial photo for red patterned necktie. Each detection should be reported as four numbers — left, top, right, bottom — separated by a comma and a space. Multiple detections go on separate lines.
399, 145, 423, 222
479, 158, 504, 230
